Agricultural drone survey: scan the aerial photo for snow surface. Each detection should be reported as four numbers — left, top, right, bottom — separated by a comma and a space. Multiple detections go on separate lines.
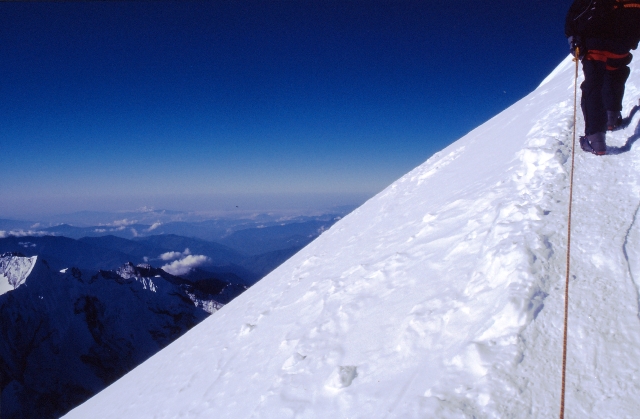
64, 55, 640, 418
0, 254, 37, 296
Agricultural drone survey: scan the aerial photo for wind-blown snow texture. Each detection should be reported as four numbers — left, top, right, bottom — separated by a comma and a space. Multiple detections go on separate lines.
65, 56, 640, 418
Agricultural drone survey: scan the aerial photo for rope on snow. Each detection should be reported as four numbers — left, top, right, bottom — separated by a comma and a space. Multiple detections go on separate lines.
560, 48, 580, 419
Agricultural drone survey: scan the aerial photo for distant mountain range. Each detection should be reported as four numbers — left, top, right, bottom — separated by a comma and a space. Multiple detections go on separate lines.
0, 211, 349, 418
1, 211, 348, 255
0, 232, 307, 285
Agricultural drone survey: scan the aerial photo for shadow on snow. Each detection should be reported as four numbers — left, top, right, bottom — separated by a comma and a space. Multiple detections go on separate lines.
607, 104, 640, 155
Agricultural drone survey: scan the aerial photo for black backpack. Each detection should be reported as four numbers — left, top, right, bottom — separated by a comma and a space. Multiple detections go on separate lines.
568, 0, 640, 44
613, 0, 640, 42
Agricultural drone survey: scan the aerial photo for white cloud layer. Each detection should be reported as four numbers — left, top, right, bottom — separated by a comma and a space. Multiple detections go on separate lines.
0, 230, 54, 238
112, 219, 137, 226
159, 248, 191, 261
161, 255, 210, 276
147, 222, 162, 231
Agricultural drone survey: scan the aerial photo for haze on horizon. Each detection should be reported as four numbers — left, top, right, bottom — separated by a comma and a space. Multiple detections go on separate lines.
0, 1, 567, 220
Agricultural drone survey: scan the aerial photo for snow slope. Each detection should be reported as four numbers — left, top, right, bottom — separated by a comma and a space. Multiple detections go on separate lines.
64, 55, 640, 418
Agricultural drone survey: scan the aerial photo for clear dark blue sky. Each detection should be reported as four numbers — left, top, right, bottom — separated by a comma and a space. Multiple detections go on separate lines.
0, 1, 568, 219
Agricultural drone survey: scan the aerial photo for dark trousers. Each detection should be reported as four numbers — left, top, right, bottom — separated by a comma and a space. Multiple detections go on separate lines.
580, 39, 632, 135
581, 60, 630, 135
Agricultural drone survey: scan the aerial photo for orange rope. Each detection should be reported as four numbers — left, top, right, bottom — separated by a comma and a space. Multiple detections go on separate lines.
560, 47, 580, 419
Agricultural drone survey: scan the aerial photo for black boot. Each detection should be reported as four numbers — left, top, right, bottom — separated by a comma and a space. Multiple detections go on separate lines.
580, 132, 606, 156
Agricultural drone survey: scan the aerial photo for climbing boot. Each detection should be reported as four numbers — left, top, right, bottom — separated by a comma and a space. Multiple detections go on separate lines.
580, 132, 606, 156
607, 111, 623, 131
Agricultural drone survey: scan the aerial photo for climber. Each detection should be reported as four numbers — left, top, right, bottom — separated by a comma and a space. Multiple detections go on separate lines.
566, 0, 640, 155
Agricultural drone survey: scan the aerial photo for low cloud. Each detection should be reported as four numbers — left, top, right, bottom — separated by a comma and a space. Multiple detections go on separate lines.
115, 219, 137, 226
159, 248, 191, 261
147, 222, 162, 231
98, 226, 126, 232
0, 230, 54, 238
161, 255, 210, 276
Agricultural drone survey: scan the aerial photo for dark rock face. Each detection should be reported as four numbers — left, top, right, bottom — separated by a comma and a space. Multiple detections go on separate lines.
0, 259, 214, 419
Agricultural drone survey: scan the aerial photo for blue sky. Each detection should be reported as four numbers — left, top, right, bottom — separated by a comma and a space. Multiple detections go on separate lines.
0, 1, 568, 219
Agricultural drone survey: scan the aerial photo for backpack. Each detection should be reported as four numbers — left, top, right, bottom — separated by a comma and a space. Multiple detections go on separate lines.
569, 0, 640, 44
613, 0, 640, 42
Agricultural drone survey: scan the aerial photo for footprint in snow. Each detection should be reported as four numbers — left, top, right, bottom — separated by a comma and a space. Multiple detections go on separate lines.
325, 366, 358, 390
239, 323, 256, 336
282, 352, 307, 371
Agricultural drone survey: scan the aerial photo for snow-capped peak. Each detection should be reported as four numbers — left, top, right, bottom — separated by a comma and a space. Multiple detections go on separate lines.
115, 262, 159, 292
0, 252, 37, 296
115, 262, 134, 279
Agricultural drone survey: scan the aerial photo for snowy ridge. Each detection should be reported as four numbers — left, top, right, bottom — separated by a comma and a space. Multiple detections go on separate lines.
0, 253, 37, 296
65, 55, 640, 418
117, 262, 159, 292
115, 261, 224, 313
183, 289, 224, 314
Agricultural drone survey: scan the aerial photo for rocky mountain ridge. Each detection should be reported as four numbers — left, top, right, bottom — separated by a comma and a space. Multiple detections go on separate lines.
0, 254, 245, 419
